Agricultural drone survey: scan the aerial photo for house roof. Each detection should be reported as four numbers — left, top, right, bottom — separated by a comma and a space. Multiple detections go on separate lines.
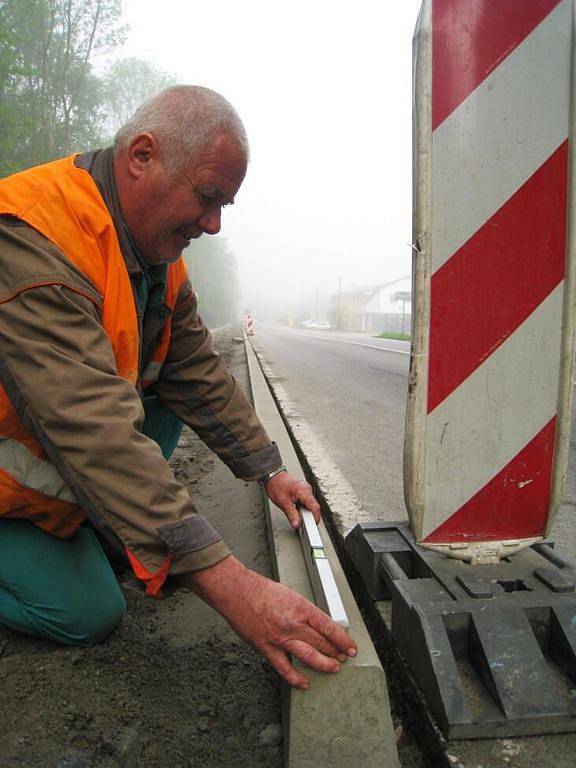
344, 275, 411, 300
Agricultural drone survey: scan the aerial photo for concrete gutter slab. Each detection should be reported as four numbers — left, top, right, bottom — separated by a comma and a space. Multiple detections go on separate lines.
245, 339, 399, 768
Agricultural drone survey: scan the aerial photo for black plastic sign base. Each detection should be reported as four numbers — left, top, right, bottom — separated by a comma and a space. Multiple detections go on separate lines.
346, 521, 576, 739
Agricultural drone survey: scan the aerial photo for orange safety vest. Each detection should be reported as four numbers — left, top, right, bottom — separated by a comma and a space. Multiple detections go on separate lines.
0, 155, 188, 547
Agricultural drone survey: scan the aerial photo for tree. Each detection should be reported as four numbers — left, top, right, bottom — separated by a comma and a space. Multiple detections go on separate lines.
183, 237, 241, 329
100, 57, 176, 140
0, 0, 126, 176
0, 4, 178, 177
328, 291, 352, 331
0, 1, 39, 175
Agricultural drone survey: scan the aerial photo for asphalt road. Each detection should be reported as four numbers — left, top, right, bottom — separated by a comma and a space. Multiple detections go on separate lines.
252, 323, 410, 521
253, 321, 576, 557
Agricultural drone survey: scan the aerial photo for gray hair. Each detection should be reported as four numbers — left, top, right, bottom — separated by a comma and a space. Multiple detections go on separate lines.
114, 85, 249, 172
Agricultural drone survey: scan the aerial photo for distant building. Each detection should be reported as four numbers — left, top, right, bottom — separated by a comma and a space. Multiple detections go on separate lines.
362, 275, 412, 333
335, 276, 412, 333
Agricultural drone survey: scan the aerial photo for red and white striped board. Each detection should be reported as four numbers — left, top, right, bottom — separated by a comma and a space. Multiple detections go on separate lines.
245, 313, 254, 336
405, 0, 576, 563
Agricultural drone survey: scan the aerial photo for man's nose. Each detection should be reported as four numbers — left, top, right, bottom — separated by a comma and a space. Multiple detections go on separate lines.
199, 207, 222, 235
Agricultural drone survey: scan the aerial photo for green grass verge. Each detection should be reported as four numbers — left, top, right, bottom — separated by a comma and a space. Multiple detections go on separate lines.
374, 332, 411, 341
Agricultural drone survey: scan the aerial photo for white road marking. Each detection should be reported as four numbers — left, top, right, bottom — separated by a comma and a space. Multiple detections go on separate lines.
309, 335, 410, 355
255, 353, 376, 537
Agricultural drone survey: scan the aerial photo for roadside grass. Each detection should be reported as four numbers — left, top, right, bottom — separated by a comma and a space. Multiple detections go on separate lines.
374, 332, 411, 341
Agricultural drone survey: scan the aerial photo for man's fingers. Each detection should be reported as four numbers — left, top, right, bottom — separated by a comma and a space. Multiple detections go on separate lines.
296, 486, 321, 522
307, 609, 358, 657
285, 504, 301, 530
285, 639, 341, 674
298, 628, 345, 660
266, 472, 320, 526
267, 648, 310, 690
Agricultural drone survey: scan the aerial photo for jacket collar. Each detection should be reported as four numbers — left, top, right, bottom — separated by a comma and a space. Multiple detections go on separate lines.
75, 148, 143, 276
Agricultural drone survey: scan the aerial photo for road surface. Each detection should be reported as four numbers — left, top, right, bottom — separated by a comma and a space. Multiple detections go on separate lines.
252, 322, 576, 554
252, 323, 409, 521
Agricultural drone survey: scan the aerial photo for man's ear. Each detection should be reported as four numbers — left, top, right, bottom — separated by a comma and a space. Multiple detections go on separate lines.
125, 133, 160, 180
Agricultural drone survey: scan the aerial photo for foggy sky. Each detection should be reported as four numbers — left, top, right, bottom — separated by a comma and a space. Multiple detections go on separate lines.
109, 0, 422, 319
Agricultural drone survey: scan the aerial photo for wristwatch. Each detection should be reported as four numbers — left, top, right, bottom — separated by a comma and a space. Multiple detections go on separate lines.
257, 465, 288, 487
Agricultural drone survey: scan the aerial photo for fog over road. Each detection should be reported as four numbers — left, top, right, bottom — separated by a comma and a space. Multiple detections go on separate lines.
251, 323, 410, 520
251, 322, 576, 561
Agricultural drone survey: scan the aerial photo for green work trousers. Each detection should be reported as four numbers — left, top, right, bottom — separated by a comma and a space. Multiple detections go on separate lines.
0, 396, 183, 646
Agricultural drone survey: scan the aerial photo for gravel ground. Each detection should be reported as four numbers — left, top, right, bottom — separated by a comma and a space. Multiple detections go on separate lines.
0, 598, 282, 768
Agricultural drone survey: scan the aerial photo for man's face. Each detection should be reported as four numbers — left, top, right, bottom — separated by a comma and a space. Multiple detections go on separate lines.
125, 134, 247, 265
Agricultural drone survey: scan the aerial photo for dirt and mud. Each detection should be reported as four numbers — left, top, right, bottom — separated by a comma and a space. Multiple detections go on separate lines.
0, 602, 282, 768
0, 326, 423, 768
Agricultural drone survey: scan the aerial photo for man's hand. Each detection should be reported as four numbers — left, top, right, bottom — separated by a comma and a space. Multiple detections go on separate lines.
265, 471, 320, 529
185, 555, 357, 689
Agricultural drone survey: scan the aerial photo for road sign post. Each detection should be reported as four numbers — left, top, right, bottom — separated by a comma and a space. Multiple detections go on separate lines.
347, 0, 576, 739
405, 0, 576, 563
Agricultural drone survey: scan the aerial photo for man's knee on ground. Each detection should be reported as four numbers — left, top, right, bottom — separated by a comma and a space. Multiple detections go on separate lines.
58, 583, 126, 646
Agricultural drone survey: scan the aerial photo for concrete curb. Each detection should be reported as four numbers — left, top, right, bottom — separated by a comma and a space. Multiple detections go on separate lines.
245, 338, 399, 768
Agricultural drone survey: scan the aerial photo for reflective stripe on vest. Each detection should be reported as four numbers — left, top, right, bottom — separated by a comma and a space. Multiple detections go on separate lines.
0, 436, 76, 503
141, 360, 163, 387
